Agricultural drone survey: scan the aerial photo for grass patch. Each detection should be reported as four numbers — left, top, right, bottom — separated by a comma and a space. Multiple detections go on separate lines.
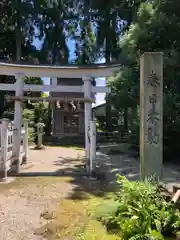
76, 220, 120, 240
36, 193, 119, 240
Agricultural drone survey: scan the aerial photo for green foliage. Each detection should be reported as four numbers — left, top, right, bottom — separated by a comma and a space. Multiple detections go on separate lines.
92, 199, 119, 220
105, 0, 180, 160
24, 77, 43, 94
75, 21, 96, 64
23, 109, 35, 127
95, 174, 180, 240
28, 127, 35, 144
22, 102, 48, 143
34, 102, 48, 124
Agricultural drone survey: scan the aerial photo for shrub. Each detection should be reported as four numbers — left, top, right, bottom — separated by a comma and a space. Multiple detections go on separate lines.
94, 175, 180, 240
28, 127, 35, 144
23, 109, 35, 127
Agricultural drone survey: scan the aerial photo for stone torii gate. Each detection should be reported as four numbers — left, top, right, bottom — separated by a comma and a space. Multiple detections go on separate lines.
0, 62, 120, 173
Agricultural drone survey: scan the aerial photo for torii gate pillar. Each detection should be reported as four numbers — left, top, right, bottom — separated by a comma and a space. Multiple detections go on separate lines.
12, 75, 24, 173
83, 77, 93, 165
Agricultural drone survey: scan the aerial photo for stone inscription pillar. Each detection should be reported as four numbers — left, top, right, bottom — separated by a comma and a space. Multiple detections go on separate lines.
140, 52, 163, 180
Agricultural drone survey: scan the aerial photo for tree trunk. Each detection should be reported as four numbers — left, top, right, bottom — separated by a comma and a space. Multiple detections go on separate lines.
0, 91, 5, 118
105, 34, 112, 132
45, 46, 57, 136
15, 28, 22, 61
45, 103, 52, 136
124, 107, 128, 133
15, 0, 22, 61
15, 19, 22, 61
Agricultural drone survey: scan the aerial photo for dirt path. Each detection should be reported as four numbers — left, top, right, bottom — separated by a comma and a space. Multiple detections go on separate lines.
0, 147, 85, 240
21, 146, 85, 174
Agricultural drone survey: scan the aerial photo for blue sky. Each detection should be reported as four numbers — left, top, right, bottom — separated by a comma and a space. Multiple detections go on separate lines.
34, 38, 106, 106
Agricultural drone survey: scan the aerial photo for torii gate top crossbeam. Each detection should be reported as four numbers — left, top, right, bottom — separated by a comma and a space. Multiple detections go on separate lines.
0, 62, 121, 78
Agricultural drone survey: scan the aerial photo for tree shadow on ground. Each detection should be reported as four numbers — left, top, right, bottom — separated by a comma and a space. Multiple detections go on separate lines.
43, 136, 85, 148
8, 162, 118, 200
8, 147, 180, 199
44, 142, 84, 148
7, 150, 122, 199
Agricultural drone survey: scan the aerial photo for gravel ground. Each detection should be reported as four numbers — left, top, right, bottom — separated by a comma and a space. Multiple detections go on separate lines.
0, 146, 180, 240
0, 147, 85, 240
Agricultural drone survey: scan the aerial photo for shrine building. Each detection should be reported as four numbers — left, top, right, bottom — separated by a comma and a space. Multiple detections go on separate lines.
50, 77, 95, 137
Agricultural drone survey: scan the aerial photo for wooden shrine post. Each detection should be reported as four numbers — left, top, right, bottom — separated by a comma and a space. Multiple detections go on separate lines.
140, 52, 163, 180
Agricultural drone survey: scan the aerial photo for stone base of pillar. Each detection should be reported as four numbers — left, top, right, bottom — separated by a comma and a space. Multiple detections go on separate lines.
0, 170, 7, 182
15, 165, 20, 174
12, 159, 21, 174
0, 177, 15, 184
85, 158, 90, 173
22, 155, 28, 164
84, 159, 97, 175
34, 145, 45, 150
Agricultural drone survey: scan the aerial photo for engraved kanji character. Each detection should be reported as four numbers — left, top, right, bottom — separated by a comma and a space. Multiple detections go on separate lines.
146, 122, 160, 145
147, 94, 159, 124
146, 70, 160, 87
